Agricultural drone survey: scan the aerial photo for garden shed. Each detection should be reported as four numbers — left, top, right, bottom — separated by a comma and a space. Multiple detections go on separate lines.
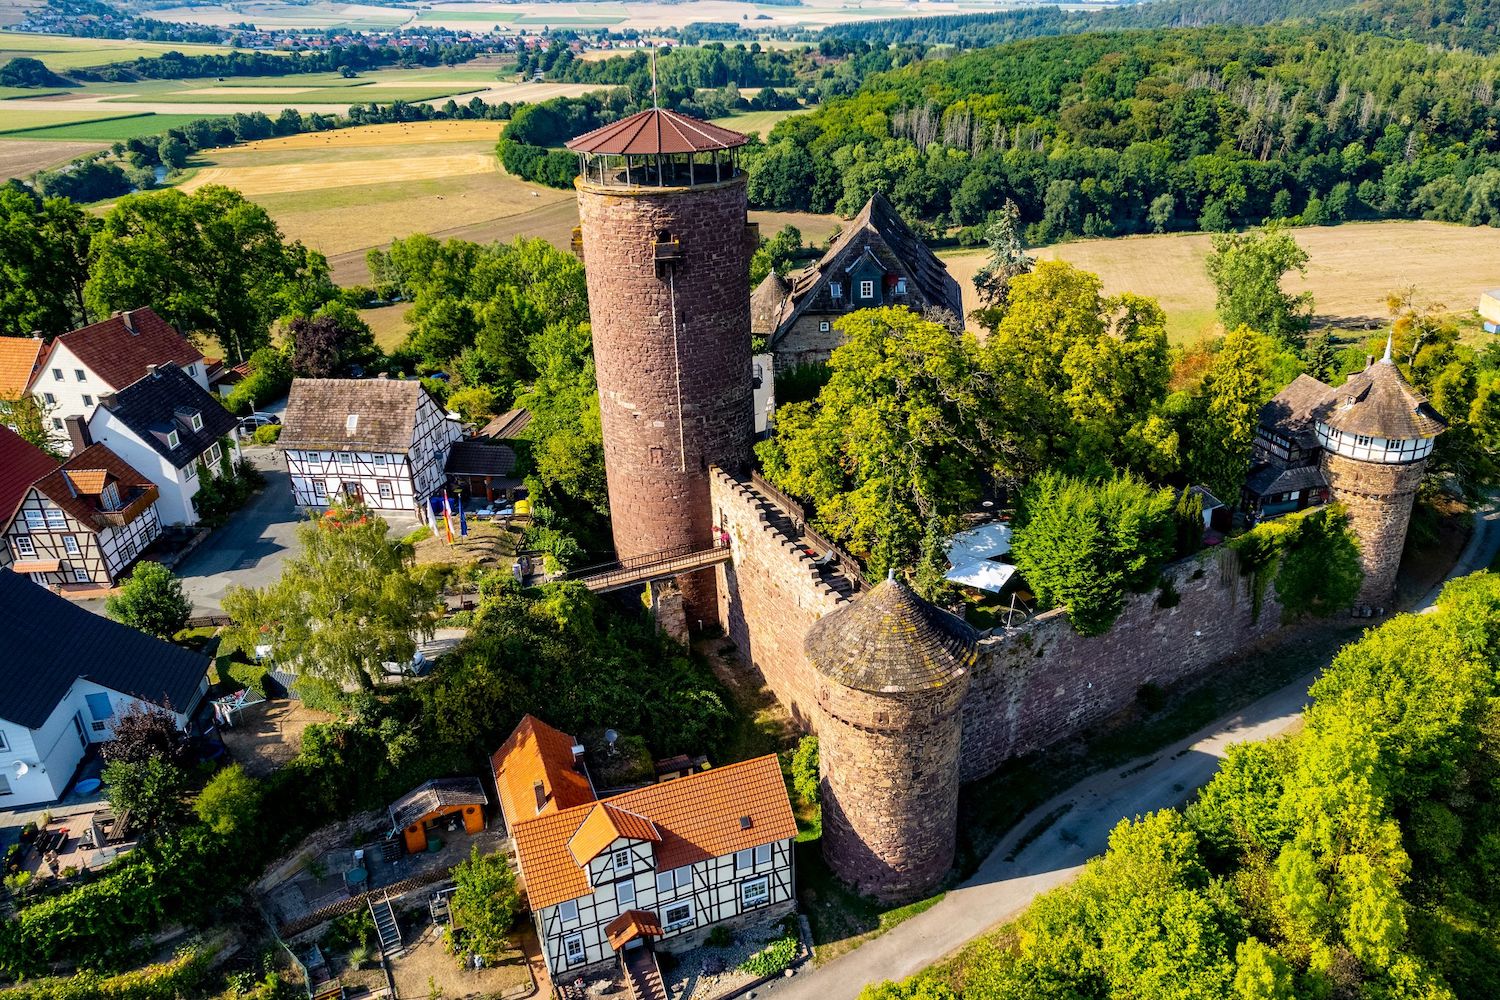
388, 777, 488, 853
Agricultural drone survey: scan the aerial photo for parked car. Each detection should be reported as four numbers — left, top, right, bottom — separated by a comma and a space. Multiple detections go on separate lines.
238, 412, 280, 433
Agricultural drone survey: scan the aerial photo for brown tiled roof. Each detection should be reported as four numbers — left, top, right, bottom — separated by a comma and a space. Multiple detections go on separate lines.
480, 408, 532, 440
445, 440, 518, 478
387, 777, 487, 832
566, 108, 747, 155
1316, 357, 1447, 440
606, 910, 663, 950
491, 715, 596, 830
750, 271, 791, 337
43, 309, 202, 392
31, 443, 158, 532
0, 336, 45, 398
0, 426, 59, 527
805, 577, 976, 694
511, 754, 795, 910
568, 803, 661, 865
278, 378, 435, 453
1259, 373, 1332, 450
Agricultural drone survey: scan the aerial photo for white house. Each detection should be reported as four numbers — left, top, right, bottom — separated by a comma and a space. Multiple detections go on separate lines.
30, 309, 208, 454
0, 571, 210, 806
86, 363, 241, 527
493, 716, 797, 980
277, 377, 461, 520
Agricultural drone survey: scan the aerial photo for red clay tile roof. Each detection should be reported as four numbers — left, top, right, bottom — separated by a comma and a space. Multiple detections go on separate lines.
43, 309, 202, 392
0, 426, 59, 527
606, 910, 663, 950
491, 715, 596, 830
566, 108, 747, 155
511, 754, 795, 910
568, 803, 661, 865
30, 443, 158, 531
0, 337, 45, 399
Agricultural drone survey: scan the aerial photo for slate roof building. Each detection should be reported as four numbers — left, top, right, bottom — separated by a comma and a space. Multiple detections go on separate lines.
31, 309, 207, 454
85, 362, 241, 526
2, 436, 162, 590
753, 193, 963, 371
0, 570, 210, 805
1245, 339, 1446, 606
805, 576, 976, 901
493, 715, 796, 980
277, 378, 460, 520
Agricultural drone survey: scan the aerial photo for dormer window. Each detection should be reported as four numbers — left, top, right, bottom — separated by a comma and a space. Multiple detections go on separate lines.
167, 429, 180, 449
190, 412, 204, 432
830, 281, 843, 300
860, 279, 875, 299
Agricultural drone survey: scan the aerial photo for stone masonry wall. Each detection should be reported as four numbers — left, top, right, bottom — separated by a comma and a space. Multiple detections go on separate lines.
1320, 451, 1426, 608
577, 175, 756, 622
710, 468, 846, 730
958, 547, 1284, 782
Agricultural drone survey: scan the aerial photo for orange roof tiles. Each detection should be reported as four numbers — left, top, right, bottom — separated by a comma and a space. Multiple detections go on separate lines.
491, 715, 596, 829
0, 337, 44, 399
606, 910, 663, 950
63, 469, 109, 495
510, 753, 795, 910
568, 803, 660, 865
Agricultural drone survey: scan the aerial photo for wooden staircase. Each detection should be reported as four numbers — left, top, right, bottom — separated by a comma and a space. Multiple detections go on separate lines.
622, 946, 667, 1000
369, 895, 404, 960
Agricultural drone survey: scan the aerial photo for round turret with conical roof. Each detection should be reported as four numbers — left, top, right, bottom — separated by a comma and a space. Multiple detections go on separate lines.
1313, 338, 1446, 608
805, 576, 976, 900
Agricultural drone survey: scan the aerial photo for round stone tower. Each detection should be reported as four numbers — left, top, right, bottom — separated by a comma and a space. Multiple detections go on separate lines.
567, 109, 755, 622
1314, 340, 1447, 608
804, 577, 977, 902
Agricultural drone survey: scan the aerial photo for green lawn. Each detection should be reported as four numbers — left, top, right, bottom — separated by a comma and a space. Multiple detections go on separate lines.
710, 106, 812, 139
1, 112, 217, 141
101, 85, 486, 105
0, 108, 128, 133
0, 86, 67, 100
0, 30, 266, 71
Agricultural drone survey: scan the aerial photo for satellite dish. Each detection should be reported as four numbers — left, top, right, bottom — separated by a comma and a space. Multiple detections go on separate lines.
604, 729, 619, 747
12, 761, 28, 778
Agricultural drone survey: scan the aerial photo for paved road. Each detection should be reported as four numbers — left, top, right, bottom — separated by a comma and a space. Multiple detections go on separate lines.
764, 498, 1500, 1000
175, 447, 302, 613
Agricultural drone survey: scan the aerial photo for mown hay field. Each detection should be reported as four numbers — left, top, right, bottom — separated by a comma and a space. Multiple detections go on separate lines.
0, 137, 104, 178
220, 119, 503, 152
942, 220, 1500, 342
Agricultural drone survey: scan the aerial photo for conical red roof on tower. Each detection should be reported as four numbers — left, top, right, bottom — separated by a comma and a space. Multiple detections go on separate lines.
565, 108, 748, 155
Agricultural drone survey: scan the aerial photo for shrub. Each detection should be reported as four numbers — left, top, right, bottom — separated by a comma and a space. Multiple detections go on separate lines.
1230, 505, 1362, 621
194, 764, 261, 836
252, 424, 282, 445
447, 845, 520, 962
739, 933, 798, 977
105, 563, 191, 639
789, 736, 819, 807
706, 925, 734, 948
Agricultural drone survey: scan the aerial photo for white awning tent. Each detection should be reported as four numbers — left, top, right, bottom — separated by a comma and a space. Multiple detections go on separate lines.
945, 559, 1017, 594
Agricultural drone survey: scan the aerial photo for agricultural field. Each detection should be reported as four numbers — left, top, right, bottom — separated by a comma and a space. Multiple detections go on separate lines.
0, 30, 263, 71
709, 106, 810, 139
173, 118, 568, 257
0, 112, 222, 141
941, 220, 1500, 342
146, 2, 411, 30
0, 137, 103, 177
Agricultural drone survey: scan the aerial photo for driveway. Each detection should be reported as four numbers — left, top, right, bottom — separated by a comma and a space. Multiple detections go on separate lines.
764, 498, 1500, 1000
176, 447, 302, 614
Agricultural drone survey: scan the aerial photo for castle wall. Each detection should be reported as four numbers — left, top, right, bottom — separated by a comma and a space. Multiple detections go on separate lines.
577, 176, 756, 620
710, 469, 846, 729
772, 314, 845, 373
1319, 451, 1426, 608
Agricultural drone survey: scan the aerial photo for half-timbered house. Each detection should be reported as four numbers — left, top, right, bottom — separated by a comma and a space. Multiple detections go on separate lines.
494, 715, 796, 980
277, 378, 461, 520
2, 425, 162, 591
752, 192, 963, 372
86, 363, 241, 526
30, 309, 207, 454
0, 426, 63, 575
0, 571, 209, 805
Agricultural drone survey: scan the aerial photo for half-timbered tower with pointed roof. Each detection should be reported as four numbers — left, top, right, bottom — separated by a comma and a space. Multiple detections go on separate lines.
567, 108, 756, 626
804, 576, 976, 901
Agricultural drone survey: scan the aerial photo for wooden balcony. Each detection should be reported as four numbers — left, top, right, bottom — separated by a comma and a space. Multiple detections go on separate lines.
96, 485, 159, 527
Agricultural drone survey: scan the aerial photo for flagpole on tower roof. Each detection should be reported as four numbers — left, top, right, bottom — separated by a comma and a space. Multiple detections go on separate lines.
650, 43, 659, 110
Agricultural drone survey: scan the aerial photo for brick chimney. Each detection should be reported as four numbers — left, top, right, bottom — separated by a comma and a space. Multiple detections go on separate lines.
65, 415, 91, 454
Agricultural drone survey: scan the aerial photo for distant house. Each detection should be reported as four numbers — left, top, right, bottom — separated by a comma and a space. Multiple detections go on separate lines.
752, 193, 963, 372
29, 309, 208, 454
86, 363, 241, 526
0, 335, 45, 433
1482, 288, 1500, 333
0, 426, 66, 576
493, 715, 796, 980
1, 429, 162, 591
277, 378, 461, 520
0, 571, 210, 806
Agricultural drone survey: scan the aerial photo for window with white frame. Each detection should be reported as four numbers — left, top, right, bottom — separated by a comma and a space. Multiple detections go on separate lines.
662, 900, 694, 930
818, 321, 830, 332
735, 849, 754, 872
44, 508, 66, 529
74, 369, 85, 382
23, 510, 43, 531
830, 281, 842, 299
617, 878, 636, 909
0, 731, 8, 751
14, 536, 35, 558
190, 412, 204, 432
563, 933, 585, 965
339, 453, 353, 466
51, 368, 62, 381
167, 430, 180, 449
313, 480, 328, 500
741, 876, 770, 908
655, 865, 694, 895
51, 418, 62, 430
73, 567, 90, 584
82, 395, 93, 408
0, 774, 10, 796
43, 392, 55, 405
378, 481, 394, 501
754, 843, 772, 866
186, 364, 196, 378
373, 454, 388, 466
205, 442, 222, 467
558, 899, 579, 925
860, 279, 875, 299
185, 462, 196, 481
62, 536, 80, 555
612, 848, 632, 874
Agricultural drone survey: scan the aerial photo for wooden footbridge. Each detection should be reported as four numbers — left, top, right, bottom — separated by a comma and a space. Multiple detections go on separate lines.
564, 540, 731, 593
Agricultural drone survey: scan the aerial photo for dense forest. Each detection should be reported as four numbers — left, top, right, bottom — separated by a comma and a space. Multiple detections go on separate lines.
745, 25, 1500, 238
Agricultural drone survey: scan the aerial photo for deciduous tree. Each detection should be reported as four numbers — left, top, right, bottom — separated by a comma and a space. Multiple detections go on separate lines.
448, 845, 520, 962
1204, 225, 1313, 345
105, 562, 191, 640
